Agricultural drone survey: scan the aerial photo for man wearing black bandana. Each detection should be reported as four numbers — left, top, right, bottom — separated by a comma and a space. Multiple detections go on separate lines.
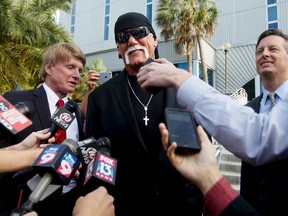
85, 12, 203, 216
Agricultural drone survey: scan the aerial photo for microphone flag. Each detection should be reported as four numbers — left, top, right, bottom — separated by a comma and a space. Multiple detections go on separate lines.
0, 95, 32, 134
93, 152, 117, 185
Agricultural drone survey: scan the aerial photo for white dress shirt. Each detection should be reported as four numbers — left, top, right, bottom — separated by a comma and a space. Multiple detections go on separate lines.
177, 76, 288, 166
42, 83, 79, 192
43, 83, 79, 142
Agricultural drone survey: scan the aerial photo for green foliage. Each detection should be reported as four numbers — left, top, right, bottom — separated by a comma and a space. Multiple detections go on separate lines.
69, 58, 107, 102
0, 0, 73, 94
90, 58, 107, 72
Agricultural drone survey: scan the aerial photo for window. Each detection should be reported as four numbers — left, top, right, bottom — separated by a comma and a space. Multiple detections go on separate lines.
267, 0, 278, 29
268, 22, 278, 29
146, 0, 152, 23
104, 16, 109, 40
70, 1, 76, 37
199, 65, 214, 87
268, 6, 277, 21
267, 0, 277, 5
104, 0, 110, 40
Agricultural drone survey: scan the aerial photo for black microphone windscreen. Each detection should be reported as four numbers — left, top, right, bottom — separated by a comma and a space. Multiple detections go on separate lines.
14, 101, 36, 119
64, 100, 78, 113
97, 137, 111, 149
97, 137, 111, 155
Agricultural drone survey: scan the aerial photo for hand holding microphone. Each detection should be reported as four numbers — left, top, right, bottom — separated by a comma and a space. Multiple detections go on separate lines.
10, 138, 80, 216
40, 100, 78, 144
5, 129, 54, 151
0, 129, 55, 173
141, 58, 163, 95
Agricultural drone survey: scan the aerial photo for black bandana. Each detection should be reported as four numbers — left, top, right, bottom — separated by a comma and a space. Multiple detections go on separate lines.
114, 12, 159, 59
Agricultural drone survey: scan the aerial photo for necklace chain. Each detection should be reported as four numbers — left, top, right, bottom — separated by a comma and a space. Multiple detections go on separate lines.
127, 76, 153, 126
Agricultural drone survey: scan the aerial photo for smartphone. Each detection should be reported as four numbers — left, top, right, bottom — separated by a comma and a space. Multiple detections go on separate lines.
143, 58, 162, 95
164, 108, 201, 154
96, 71, 112, 83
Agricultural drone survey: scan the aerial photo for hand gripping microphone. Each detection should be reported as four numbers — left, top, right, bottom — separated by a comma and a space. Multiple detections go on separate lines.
143, 58, 163, 95
77, 137, 112, 186
92, 137, 118, 185
12, 100, 78, 196
10, 138, 80, 216
0, 96, 35, 142
40, 100, 77, 144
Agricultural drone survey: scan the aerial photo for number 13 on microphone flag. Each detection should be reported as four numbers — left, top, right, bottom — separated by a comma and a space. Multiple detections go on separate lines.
93, 152, 117, 185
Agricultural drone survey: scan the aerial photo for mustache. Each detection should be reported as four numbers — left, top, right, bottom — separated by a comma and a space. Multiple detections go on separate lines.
124, 45, 149, 64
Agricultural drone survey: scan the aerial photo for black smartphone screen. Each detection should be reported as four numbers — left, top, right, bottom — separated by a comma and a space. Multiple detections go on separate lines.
165, 108, 201, 154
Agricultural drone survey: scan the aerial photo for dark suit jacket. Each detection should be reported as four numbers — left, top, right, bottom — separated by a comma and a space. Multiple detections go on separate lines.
241, 94, 288, 215
240, 95, 261, 208
85, 69, 203, 216
1, 86, 85, 216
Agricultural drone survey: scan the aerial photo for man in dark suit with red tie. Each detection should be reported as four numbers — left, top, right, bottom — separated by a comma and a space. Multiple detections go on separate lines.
2, 42, 86, 216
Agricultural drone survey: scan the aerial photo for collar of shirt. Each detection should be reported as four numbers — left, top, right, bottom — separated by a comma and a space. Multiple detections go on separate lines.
42, 83, 79, 142
260, 80, 288, 113
42, 83, 68, 116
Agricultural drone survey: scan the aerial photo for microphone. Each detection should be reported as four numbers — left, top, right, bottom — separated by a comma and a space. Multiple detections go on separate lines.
77, 137, 111, 186
10, 138, 80, 216
12, 100, 78, 196
143, 58, 163, 95
14, 101, 36, 120
40, 100, 77, 144
0, 96, 34, 144
92, 137, 118, 185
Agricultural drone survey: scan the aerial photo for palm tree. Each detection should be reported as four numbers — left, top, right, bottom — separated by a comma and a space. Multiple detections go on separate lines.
0, 0, 73, 94
89, 58, 107, 72
156, 0, 219, 83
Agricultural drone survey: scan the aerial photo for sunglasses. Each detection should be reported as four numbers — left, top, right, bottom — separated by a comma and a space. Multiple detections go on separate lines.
115, 26, 150, 43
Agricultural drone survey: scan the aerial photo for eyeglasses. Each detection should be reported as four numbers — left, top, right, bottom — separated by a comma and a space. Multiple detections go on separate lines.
115, 26, 150, 43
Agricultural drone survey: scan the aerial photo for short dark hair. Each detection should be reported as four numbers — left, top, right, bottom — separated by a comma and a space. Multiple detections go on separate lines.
256, 28, 288, 52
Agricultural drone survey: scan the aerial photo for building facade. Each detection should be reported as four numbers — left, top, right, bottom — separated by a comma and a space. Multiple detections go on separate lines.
58, 0, 288, 98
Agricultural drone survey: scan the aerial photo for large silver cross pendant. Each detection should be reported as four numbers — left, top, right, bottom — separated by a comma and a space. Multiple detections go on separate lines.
143, 106, 149, 126
143, 115, 149, 126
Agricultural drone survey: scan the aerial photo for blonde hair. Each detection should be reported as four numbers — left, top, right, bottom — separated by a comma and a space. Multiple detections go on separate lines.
40, 42, 86, 78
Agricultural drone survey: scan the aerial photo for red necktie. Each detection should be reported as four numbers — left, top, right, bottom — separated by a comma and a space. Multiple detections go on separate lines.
54, 99, 66, 144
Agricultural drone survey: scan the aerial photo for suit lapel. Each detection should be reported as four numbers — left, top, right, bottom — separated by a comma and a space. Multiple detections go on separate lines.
245, 93, 262, 113
33, 86, 52, 129
75, 106, 85, 140
112, 70, 149, 154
